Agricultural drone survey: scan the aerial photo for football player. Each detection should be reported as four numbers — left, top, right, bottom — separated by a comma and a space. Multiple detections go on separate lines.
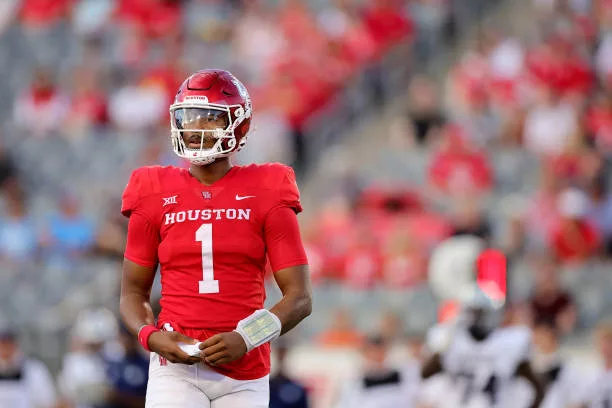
576, 321, 612, 408
531, 320, 584, 408
420, 287, 545, 408
119, 69, 312, 407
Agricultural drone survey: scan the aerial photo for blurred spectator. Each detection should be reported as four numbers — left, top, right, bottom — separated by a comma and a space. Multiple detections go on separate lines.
342, 226, 380, 290
0, 138, 20, 197
114, 0, 182, 41
19, 0, 72, 29
526, 35, 593, 101
521, 168, 562, 251
380, 228, 427, 289
488, 35, 525, 87
334, 335, 420, 408
585, 92, 612, 152
586, 176, 612, 253
449, 200, 492, 243
108, 71, 166, 133
269, 340, 309, 408
65, 66, 109, 139
427, 125, 493, 200
595, 26, 612, 80
71, 0, 115, 37
522, 85, 579, 155
528, 256, 577, 334
378, 312, 418, 366
547, 145, 603, 189
14, 67, 69, 137
42, 193, 96, 259
579, 320, 612, 406
455, 88, 500, 148
410, 0, 450, 59
105, 325, 148, 408
302, 237, 325, 286
235, 100, 294, 165
377, 311, 404, 345
317, 0, 378, 70
549, 187, 601, 263
0, 194, 38, 263
0, 323, 57, 408
407, 334, 427, 360
311, 197, 354, 279
58, 308, 118, 408
317, 309, 363, 348
93, 199, 128, 261
448, 34, 492, 113
139, 39, 186, 106
0, 1, 20, 35
362, 0, 413, 56
531, 321, 584, 408
232, 0, 285, 81
342, 249, 380, 289
389, 76, 445, 147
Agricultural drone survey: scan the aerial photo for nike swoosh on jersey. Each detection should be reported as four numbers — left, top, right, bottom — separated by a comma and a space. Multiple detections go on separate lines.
235, 194, 256, 200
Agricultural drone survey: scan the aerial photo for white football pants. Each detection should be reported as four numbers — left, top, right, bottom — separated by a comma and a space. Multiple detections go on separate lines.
145, 352, 269, 408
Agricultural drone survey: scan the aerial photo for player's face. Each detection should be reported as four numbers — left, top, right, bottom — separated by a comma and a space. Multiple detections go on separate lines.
467, 308, 493, 340
0, 337, 17, 361
598, 333, 612, 362
362, 340, 388, 369
174, 108, 230, 150
533, 325, 558, 354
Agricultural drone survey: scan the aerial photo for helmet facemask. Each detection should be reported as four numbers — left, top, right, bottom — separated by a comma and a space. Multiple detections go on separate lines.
458, 285, 502, 341
170, 104, 249, 165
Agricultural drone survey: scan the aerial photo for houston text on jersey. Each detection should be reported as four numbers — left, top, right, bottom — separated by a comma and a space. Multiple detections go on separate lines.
164, 208, 251, 225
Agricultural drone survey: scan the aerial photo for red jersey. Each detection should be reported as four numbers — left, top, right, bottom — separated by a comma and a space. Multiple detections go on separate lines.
121, 163, 308, 380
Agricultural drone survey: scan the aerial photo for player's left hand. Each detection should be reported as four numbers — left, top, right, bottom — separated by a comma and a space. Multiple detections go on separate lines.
200, 331, 247, 366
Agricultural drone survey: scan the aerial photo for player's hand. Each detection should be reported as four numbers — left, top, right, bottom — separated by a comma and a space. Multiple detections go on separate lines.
148, 331, 202, 365
200, 332, 247, 366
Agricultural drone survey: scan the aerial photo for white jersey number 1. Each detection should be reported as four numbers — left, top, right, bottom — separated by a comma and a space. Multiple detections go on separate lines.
196, 224, 220, 294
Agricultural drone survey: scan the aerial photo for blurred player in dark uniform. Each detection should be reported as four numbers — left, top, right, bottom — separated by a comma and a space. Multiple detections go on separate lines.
269, 340, 309, 408
0, 323, 56, 408
119, 69, 312, 407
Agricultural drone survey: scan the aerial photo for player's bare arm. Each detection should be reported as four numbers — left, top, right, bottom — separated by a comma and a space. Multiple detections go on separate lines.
515, 360, 545, 408
270, 264, 312, 334
421, 353, 443, 379
120, 259, 200, 365
201, 264, 312, 366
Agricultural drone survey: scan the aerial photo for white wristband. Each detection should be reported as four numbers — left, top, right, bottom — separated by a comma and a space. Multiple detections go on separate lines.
234, 309, 282, 352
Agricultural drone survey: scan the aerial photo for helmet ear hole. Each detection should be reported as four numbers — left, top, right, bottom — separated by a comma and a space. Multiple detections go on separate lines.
234, 107, 244, 118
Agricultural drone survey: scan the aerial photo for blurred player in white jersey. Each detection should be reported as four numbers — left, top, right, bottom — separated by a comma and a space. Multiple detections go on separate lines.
420, 286, 545, 408
530, 320, 584, 408
577, 321, 612, 408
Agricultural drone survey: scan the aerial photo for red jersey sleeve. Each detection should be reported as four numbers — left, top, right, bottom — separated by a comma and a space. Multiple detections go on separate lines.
125, 212, 159, 267
276, 165, 302, 214
121, 168, 160, 267
121, 168, 144, 217
264, 206, 308, 272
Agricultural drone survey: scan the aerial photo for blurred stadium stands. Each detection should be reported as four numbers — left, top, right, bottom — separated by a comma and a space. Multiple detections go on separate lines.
1, 0, 612, 407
